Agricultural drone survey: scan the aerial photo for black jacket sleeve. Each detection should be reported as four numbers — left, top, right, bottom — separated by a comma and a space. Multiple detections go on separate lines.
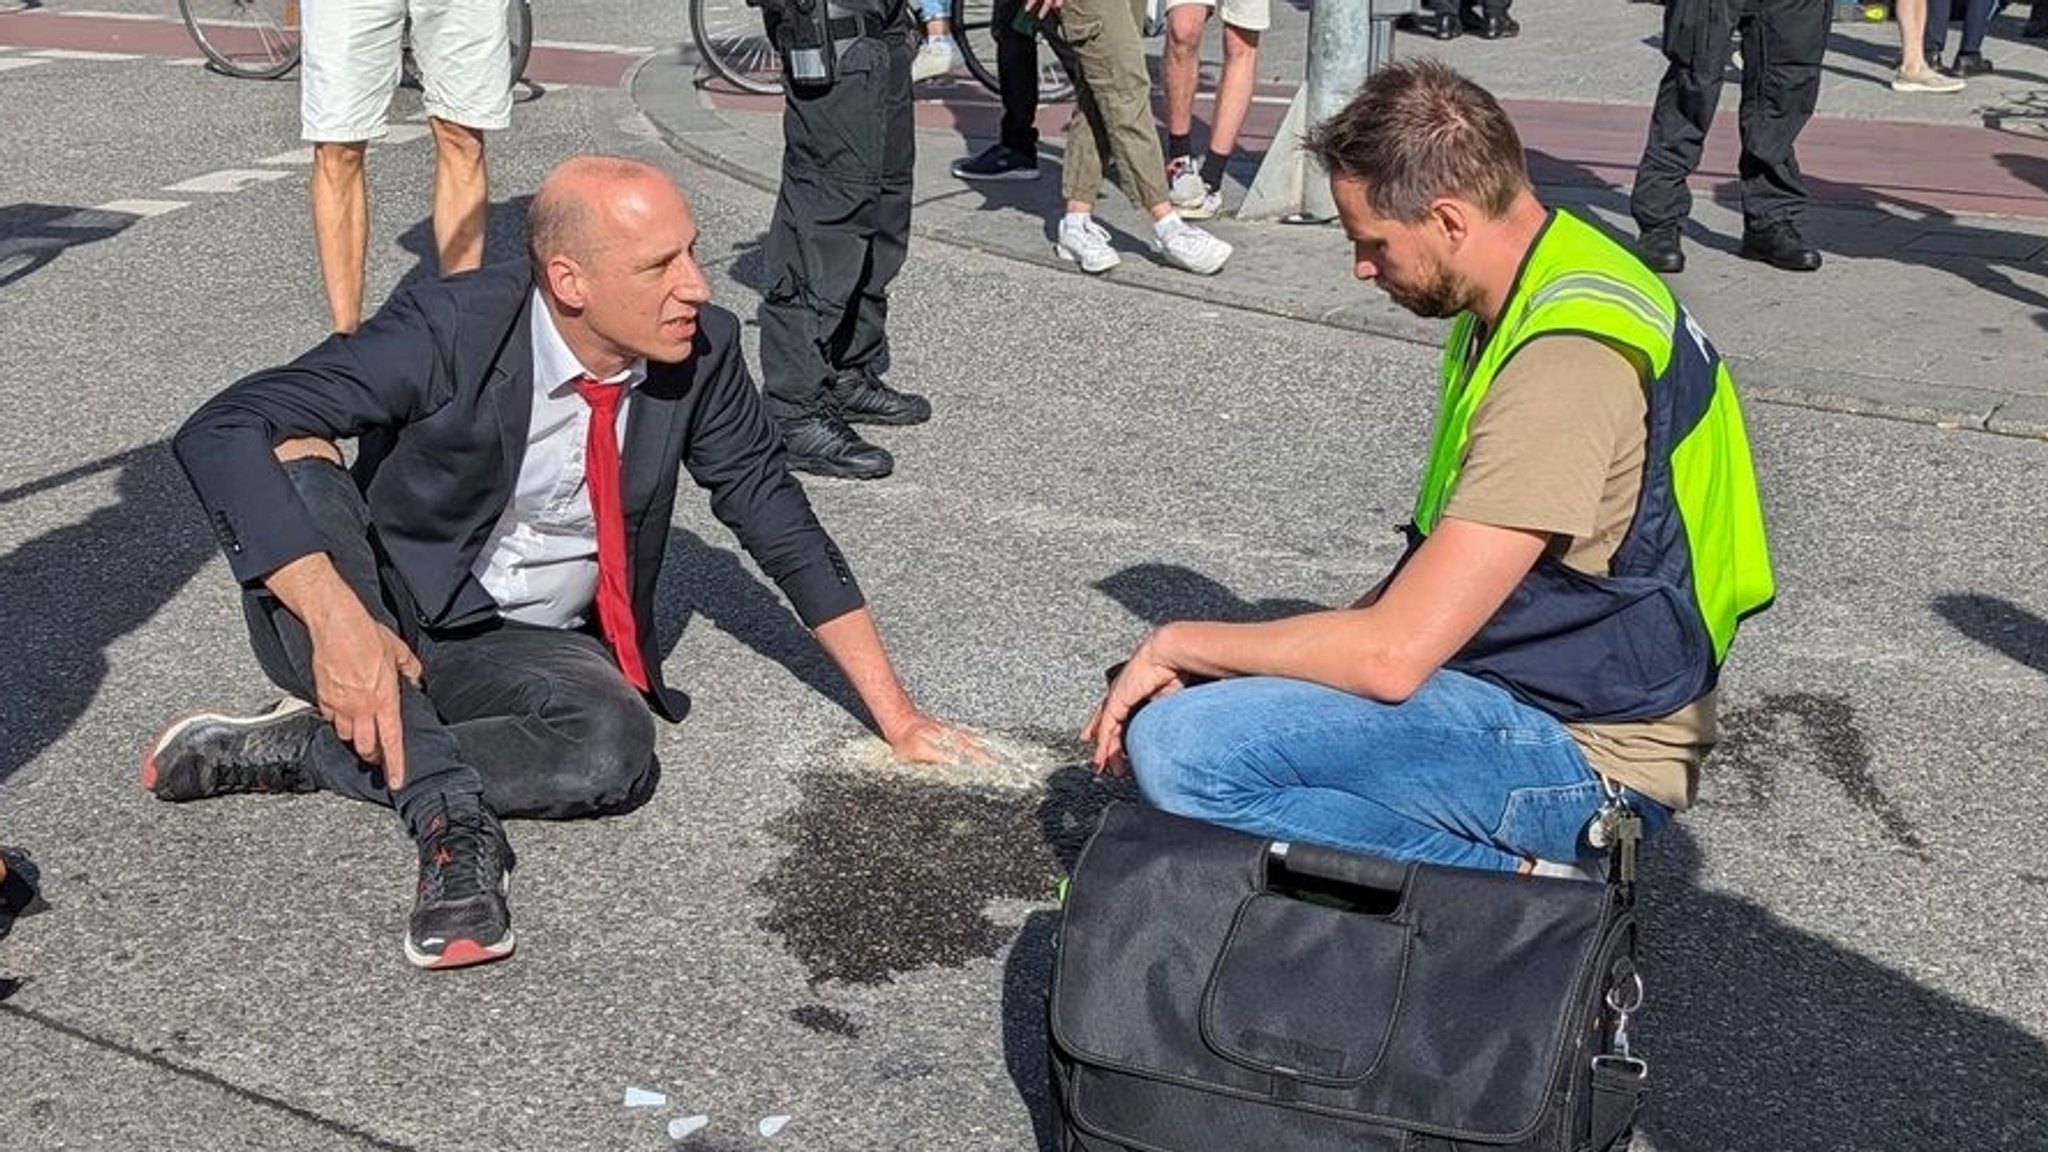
680, 309, 866, 627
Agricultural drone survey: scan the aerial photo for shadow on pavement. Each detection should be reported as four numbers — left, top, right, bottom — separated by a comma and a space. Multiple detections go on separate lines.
0, 444, 215, 786
392, 194, 535, 296
0, 203, 139, 289
1093, 562, 1327, 625
1932, 591, 2048, 675
652, 526, 867, 725
1639, 823, 2048, 1150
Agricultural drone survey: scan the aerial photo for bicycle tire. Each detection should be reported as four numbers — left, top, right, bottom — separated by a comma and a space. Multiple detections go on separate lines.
401, 1, 531, 91
690, 0, 784, 95
508, 0, 532, 82
952, 0, 1074, 103
179, 0, 300, 80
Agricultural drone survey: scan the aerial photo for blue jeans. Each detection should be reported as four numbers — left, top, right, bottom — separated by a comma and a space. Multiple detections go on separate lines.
917, 0, 948, 23
1125, 672, 1670, 872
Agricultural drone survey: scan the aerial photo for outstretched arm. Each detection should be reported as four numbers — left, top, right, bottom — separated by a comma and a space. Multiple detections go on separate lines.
813, 607, 988, 764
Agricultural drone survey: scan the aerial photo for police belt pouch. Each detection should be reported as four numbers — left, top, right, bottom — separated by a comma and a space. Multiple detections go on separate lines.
772, 0, 895, 86
1048, 804, 1649, 1152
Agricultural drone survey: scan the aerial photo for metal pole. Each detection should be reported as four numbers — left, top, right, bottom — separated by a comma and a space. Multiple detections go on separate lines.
1240, 0, 1414, 223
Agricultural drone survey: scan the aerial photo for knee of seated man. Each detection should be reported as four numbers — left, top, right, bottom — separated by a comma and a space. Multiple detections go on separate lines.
570, 699, 659, 812
1124, 692, 1228, 804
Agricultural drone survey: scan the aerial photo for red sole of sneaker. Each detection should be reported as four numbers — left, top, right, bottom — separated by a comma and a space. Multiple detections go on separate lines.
408, 937, 517, 971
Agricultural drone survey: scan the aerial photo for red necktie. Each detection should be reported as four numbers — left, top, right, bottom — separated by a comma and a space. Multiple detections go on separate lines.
573, 376, 649, 691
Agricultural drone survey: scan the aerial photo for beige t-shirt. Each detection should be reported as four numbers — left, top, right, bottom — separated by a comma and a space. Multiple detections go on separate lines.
1440, 333, 1712, 810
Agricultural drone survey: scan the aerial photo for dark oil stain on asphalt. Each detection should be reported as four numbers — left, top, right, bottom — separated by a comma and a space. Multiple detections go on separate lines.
1716, 692, 1929, 858
790, 1003, 861, 1038
757, 732, 1129, 986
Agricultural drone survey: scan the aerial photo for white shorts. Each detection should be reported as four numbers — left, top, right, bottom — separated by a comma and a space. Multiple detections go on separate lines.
301, 0, 512, 142
1161, 0, 1271, 32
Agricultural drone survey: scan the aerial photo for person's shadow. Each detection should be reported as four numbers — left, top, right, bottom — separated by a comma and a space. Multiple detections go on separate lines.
651, 526, 867, 726
0, 445, 217, 786
0, 203, 139, 289
1093, 562, 1328, 627
1932, 591, 2048, 676
392, 194, 535, 295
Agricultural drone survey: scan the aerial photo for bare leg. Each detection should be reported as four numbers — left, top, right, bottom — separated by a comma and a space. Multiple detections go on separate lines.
429, 118, 489, 277
311, 141, 369, 334
1207, 24, 1259, 158
1895, 0, 1933, 72
1162, 6, 1207, 139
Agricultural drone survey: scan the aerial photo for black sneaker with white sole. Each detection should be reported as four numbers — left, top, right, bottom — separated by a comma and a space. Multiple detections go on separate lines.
142, 697, 322, 802
951, 142, 1041, 182
406, 799, 516, 971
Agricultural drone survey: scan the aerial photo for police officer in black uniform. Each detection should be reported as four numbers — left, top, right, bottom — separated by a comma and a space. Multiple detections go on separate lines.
1629, 0, 1827, 274
757, 0, 931, 480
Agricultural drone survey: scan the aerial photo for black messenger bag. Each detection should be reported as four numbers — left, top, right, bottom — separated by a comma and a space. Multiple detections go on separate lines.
1047, 804, 1649, 1152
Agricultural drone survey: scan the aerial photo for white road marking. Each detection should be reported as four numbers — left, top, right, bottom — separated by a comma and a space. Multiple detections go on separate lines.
381, 123, 431, 145
532, 39, 655, 54
0, 57, 47, 72
257, 146, 316, 165
29, 48, 143, 61
94, 199, 190, 219
56, 8, 178, 20
163, 56, 212, 67
163, 169, 294, 194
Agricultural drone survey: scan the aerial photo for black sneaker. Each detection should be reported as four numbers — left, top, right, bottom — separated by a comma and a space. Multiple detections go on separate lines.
781, 410, 894, 479
831, 367, 932, 426
143, 697, 321, 802
951, 142, 1041, 182
0, 847, 48, 944
406, 800, 516, 970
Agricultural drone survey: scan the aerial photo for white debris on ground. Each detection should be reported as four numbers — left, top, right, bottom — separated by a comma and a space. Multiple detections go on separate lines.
834, 731, 1068, 792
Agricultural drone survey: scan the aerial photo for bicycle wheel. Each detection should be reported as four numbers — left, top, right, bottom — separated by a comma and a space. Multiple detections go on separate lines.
690, 0, 783, 95
401, 1, 532, 91
953, 0, 1074, 103
179, 0, 300, 80
508, 0, 532, 82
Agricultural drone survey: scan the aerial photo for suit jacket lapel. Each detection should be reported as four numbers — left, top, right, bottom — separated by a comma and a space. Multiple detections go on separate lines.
621, 359, 687, 523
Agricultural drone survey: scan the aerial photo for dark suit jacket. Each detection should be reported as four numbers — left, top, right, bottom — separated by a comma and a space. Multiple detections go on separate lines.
175, 263, 865, 721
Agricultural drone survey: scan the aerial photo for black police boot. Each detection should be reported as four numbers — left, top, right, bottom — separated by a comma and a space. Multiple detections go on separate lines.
1636, 227, 1685, 274
830, 366, 932, 426
1395, 11, 1462, 38
1739, 220, 1823, 272
781, 410, 894, 480
1464, 8, 1520, 37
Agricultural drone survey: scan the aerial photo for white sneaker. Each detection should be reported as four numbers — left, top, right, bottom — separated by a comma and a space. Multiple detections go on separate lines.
912, 37, 965, 82
1891, 65, 1964, 93
1056, 216, 1121, 274
1166, 157, 1223, 220
1152, 221, 1231, 275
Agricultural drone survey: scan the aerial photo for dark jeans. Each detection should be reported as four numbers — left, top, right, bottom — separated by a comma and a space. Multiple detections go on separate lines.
1630, 0, 1828, 233
242, 460, 658, 836
1925, 0, 1995, 56
757, 26, 917, 421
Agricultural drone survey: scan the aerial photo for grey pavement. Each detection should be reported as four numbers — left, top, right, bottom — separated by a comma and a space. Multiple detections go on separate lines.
1, 3, 2046, 1151
643, 0, 2048, 435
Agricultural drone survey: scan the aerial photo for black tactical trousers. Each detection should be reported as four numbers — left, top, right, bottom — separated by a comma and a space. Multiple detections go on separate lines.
1630, 0, 1829, 233
757, 19, 916, 423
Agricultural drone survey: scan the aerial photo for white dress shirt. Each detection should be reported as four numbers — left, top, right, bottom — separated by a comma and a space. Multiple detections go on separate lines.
471, 291, 647, 628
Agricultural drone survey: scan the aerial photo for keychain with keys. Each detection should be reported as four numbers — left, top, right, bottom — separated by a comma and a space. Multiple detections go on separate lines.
1587, 795, 1644, 885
